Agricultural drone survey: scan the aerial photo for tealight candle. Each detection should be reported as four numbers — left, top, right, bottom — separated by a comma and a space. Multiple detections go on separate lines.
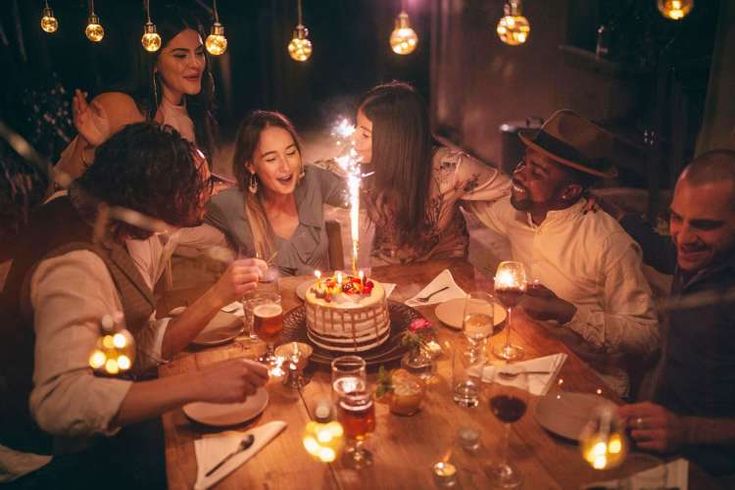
432, 461, 458, 487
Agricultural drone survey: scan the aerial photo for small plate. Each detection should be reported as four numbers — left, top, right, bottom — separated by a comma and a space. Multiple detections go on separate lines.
295, 279, 316, 301
183, 387, 269, 426
534, 391, 616, 440
434, 298, 507, 330
191, 311, 244, 347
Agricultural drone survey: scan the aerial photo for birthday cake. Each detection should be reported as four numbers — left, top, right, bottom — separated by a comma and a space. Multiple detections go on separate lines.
304, 273, 390, 352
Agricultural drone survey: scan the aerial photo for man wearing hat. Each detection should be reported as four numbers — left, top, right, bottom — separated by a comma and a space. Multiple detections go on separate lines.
470, 109, 660, 396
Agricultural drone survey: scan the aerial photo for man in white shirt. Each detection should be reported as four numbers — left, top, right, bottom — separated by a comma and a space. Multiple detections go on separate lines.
470, 110, 660, 396
0, 123, 268, 486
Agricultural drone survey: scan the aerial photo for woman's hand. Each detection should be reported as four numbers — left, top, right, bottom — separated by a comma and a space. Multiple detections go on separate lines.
72, 89, 110, 146
212, 258, 268, 304
194, 358, 270, 404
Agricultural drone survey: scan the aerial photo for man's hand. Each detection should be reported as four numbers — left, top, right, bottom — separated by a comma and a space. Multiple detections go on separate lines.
72, 89, 110, 146
520, 283, 577, 324
618, 402, 687, 453
212, 258, 268, 305
195, 358, 269, 404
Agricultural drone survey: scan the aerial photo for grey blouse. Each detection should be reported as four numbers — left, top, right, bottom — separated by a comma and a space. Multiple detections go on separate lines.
205, 164, 347, 276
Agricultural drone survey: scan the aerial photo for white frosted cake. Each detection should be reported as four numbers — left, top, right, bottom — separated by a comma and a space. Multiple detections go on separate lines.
305, 274, 390, 352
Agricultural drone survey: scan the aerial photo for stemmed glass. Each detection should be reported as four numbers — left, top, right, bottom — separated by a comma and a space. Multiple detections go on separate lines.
487, 369, 529, 488
251, 292, 284, 376
337, 389, 376, 468
492, 261, 527, 361
462, 291, 495, 364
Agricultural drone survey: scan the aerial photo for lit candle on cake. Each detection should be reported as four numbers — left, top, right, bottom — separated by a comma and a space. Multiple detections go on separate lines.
358, 269, 365, 288
348, 172, 360, 275
331, 117, 362, 276
336, 271, 343, 286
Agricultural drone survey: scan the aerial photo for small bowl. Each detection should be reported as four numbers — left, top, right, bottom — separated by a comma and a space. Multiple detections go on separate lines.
275, 342, 313, 370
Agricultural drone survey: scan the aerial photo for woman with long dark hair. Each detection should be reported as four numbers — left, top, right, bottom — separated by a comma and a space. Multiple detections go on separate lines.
53, 5, 217, 186
201, 110, 347, 276
354, 81, 510, 264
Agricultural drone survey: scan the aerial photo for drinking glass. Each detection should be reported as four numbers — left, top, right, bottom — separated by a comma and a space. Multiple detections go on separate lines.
452, 341, 481, 408
462, 291, 495, 364
331, 355, 367, 400
249, 292, 284, 375
492, 261, 527, 361
337, 389, 375, 468
487, 369, 529, 488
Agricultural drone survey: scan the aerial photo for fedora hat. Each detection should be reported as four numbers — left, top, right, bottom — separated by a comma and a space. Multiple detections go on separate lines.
518, 109, 618, 178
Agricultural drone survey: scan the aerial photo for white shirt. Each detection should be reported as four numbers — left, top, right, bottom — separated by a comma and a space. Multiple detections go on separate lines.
470, 198, 660, 395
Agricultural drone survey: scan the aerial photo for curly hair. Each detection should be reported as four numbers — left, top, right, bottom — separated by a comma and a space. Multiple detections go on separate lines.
76, 122, 205, 239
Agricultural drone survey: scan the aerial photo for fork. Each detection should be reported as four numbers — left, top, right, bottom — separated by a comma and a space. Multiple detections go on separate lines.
414, 285, 450, 303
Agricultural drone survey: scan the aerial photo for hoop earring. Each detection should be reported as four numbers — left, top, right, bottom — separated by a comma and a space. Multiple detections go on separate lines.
248, 173, 258, 194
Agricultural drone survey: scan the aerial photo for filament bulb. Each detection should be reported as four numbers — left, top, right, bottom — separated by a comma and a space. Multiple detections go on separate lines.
85, 13, 104, 42
40, 6, 58, 34
141, 21, 162, 52
657, 0, 694, 20
288, 24, 312, 62
206, 22, 228, 55
390, 11, 418, 55
496, 0, 530, 46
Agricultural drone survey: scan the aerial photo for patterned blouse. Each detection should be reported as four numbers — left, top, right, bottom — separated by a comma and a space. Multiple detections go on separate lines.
366, 146, 510, 265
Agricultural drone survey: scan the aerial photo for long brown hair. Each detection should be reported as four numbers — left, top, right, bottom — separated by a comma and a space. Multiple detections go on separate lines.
358, 81, 432, 244
231, 110, 302, 258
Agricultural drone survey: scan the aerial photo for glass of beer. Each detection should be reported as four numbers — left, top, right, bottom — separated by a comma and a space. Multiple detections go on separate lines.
250, 292, 284, 375
337, 389, 375, 468
331, 355, 367, 400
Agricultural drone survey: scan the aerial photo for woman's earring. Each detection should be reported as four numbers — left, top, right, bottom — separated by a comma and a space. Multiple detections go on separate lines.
298, 165, 305, 179
248, 173, 258, 194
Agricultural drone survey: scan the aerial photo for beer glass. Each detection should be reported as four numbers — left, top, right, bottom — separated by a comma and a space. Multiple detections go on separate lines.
337, 389, 375, 468
462, 291, 495, 364
331, 355, 367, 401
250, 292, 283, 375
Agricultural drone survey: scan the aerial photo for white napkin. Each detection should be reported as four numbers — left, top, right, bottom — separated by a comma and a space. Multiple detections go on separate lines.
383, 283, 397, 298
468, 353, 567, 396
583, 458, 688, 490
194, 420, 287, 490
221, 301, 244, 317
405, 269, 467, 307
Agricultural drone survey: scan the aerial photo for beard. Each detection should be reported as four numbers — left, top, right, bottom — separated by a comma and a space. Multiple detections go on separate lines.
510, 180, 533, 211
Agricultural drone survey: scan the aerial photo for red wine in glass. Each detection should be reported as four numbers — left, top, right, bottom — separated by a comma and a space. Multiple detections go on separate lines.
495, 287, 524, 308
490, 395, 527, 423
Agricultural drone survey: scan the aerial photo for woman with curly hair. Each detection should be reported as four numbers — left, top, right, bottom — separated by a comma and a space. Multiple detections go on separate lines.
199, 110, 347, 276
354, 81, 510, 264
53, 5, 217, 187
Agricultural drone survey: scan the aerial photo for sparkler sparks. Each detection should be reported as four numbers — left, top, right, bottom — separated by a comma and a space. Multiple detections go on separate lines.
331, 118, 362, 274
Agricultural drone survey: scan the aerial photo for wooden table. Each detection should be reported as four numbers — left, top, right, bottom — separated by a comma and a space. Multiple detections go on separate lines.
159, 259, 712, 489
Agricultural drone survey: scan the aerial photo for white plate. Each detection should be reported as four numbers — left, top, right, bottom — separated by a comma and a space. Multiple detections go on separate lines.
183, 388, 269, 426
191, 311, 244, 347
434, 298, 507, 329
295, 279, 316, 301
534, 391, 616, 440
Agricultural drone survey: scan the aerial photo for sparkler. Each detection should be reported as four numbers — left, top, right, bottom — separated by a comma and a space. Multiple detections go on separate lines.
331, 117, 362, 275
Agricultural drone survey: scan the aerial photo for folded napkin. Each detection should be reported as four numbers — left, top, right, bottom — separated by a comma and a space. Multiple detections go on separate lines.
468, 353, 567, 396
405, 269, 467, 307
583, 458, 688, 490
194, 420, 287, 490
222, 301, 245, 317
383, 283, 397, 299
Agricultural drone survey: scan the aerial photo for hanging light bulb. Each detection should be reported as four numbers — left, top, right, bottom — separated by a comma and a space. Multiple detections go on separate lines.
288, 0, 312, 62
205, 0, 228, 55
85, 1, 104, 43
40, 1, 58, 34
579, 406, 628, 470
390, 10, 418, 55
657, 0, 694, 20
496, 0, 531, 46
141, 0, 162, 52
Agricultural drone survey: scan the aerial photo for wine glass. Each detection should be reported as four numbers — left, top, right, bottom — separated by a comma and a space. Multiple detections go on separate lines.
462, 291, 495, 364
331, 355, 367, 400
251, 292, 284, 376
487, 369, 529, 488
337, 389, 376, 468
492, 261, 527, 361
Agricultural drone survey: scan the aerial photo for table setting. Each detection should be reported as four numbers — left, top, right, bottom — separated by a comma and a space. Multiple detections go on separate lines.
155, 258, 716, 490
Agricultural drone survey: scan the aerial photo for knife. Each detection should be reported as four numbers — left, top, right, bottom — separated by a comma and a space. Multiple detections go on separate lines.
205, 433, 255, 477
